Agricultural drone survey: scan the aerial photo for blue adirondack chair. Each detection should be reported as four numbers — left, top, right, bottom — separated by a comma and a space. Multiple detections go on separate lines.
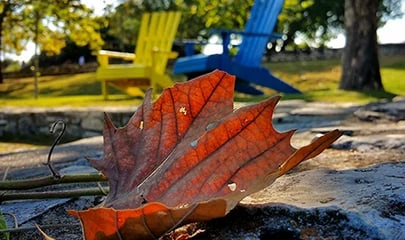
173, 0, 301, 95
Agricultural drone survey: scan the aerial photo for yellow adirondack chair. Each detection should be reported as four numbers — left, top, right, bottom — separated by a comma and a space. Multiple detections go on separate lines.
96, 11, 181, 99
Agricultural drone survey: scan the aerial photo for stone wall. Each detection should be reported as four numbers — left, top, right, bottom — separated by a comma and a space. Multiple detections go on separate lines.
0, 107, 137, 143
266, 43, 405, 62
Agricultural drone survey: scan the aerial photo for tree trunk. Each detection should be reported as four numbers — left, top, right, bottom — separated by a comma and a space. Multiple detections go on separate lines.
340, 0, 383, 90
0, 8, 5, 84
0, 51, 3, 84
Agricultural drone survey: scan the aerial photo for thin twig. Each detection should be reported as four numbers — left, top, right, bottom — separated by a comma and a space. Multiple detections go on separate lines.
0, 223, 81, 234
2, 212, 19, 228
97, 182, 108, 196
1, 167, 9, 181
35, 224, 55, 240
0, 173, 107, 190
46, 120, 66, 179
0, 187, 110, 201
0, 167, 8, 201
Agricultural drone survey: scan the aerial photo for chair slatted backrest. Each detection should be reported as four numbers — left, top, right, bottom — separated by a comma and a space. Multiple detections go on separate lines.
134, 11, 181, 74
234, 0, 284, 67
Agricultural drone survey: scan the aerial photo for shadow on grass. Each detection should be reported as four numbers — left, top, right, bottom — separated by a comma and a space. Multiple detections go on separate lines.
361, 89, 398, 99
0, 82, 29, 96
39, 81, 102, 96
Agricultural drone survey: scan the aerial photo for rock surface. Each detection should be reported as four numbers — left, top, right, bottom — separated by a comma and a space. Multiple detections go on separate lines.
236, 162, 405, 240
0, 98, 404, 239
0, 136, 102, 178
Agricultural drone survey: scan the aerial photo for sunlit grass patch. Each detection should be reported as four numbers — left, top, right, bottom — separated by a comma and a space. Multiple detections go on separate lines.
264, 55, 405, 102
0, 95, 142, 107
381, 69, 405, 96
0, 72, 143, 107
1, 55, 404, 107
0, 73, 100, 98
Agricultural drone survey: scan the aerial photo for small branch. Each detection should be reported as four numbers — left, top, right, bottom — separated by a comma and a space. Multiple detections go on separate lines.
0, 187, 109, 201
45, 120, 66, 179
2, 167, 9, 181
0, 223, 81, 234
97, 182, 108, 195
0, 173, 107, 190
2, 212, 19, 228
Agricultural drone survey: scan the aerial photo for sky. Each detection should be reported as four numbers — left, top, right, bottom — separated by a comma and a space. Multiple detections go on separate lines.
5, 0, 405, 61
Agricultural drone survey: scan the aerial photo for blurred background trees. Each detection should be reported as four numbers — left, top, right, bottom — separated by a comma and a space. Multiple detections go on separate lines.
0, 0, 403, 90
0, 0, 104, 83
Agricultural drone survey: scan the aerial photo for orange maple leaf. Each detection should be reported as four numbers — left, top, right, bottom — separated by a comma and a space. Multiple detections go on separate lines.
69, 70, 342, 239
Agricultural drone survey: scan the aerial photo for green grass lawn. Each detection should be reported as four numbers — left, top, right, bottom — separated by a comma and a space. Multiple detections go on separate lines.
1, 55, 404, 107
261, 55, 405, 103
0, 73, 143, 107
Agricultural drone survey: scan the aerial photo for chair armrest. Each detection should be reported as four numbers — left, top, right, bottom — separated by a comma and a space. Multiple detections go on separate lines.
97, 50, 136, 66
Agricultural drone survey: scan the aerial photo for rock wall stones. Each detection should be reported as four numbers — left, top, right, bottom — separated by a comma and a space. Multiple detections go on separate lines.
0, 107, 137, 142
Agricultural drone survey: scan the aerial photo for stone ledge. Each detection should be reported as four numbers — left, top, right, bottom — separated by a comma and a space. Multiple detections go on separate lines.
0, 107, 138, 142
193, 162, 405, 239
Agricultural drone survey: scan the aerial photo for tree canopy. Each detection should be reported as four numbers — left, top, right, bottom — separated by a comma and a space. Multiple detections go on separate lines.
1, 0, 402, 67
0, 0, 105, 82
101, 0, 254, 52
279, 0, 402, 49
102, 0, 402, 53
1, 0, 104, 55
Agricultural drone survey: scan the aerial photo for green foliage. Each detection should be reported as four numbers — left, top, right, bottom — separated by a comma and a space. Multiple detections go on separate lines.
0, 211, 9, 240
264, 55, 405, 102
0, 0, 104, 57
176, 0, 254, 38
103, 0, 254, 49
378, 0, 404, 24
102, 2, 142, 51
1, 56, 404, 106
279, 0, 343, 48
278, 0, 402, 49
1, 58, 20, 72
0, 72, 143, 107
102, 0, 402, 52
2, 0, 401, 58
36, 40, 96, 67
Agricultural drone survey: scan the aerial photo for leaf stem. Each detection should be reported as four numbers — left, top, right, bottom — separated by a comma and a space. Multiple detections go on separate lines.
46, 120, 66, 179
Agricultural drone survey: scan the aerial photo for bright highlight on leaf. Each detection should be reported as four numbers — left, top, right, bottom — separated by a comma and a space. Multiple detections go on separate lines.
69, 70, 342, 239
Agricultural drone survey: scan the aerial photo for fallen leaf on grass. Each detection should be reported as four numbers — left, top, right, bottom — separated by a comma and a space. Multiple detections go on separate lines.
69, 70, 342, 239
